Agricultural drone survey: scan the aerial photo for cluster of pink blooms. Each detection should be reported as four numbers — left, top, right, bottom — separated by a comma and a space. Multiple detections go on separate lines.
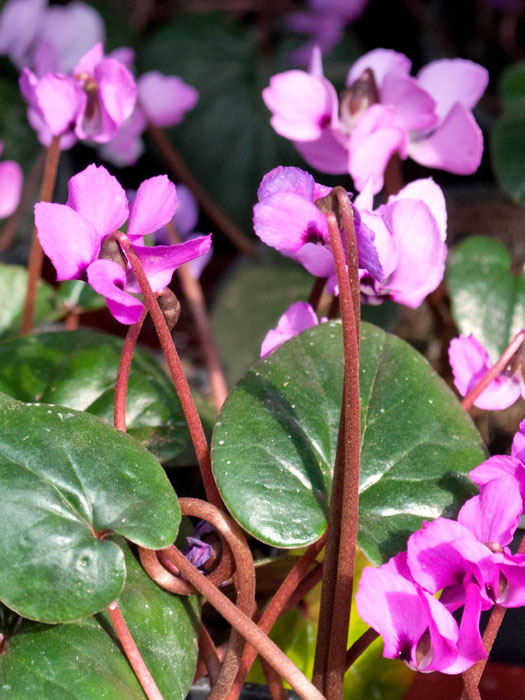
356, 421, 525, 673
35, 164, 211, 324
449, 334, 525, 410
263, 47, 488, 194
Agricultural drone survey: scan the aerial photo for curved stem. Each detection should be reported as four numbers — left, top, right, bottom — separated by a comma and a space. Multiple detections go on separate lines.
117, 233, 222, 507
308, 277, 327, 313
345, 628, 378, 670
146, 122, 257, 258
165, 220, 228, 411
461, 330, 525, 410
197, 623, 222, 685
165, 546, 326, 700
313, 210, 361, 700
114, 310, 147, 432
21, 135, 61, 336
226, 532, 326, 700
107, 600, 165, 700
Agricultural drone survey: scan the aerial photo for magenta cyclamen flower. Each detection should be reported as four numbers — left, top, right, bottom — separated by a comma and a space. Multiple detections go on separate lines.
20, 42, 136, 147
253, 165, 383, 294
260, 302, 322, 358
0, 143, 23, 219
356, 552, 486, 674
263, 48, 488, 194
448, 333, 522, 410
35, 164, 212, 324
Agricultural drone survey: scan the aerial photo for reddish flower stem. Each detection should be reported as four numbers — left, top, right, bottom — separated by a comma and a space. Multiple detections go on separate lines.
383, 153, 404, 197
117, 233, 222, 508
461, 330, 525, 411
165, 546, 326, 700
345, 628, 378, 670
284, 561, 323, 613
64, 311, 80, 331
260, 657, 287, 700
308, 277, 327, 312
107, 600, 165, 700
21, 135, 61, 336
146, 122, 257, 258
165, 220, 228, 411
197, 623, 222, 684
226, 532, 327, 700
114, 310, 147, 432
312, 210, 361, 700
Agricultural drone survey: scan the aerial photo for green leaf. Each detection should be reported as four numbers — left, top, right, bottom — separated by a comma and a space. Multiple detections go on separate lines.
0, 330, 190, 461
499, 61, 525, 111
212, 322, 484, 563
138, 14, 305, 231
447, 235, 525, 361
56, 280, 106, 314
0, 541, 199, 700
0, 78, 40, 170
0, 265, 60, 339
211, 251, 313, 385
0, 393, 180, 622
491, 111, 525, 204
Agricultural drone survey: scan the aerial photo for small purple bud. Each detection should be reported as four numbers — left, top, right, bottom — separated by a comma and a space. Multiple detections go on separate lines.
157, 288, 181, 330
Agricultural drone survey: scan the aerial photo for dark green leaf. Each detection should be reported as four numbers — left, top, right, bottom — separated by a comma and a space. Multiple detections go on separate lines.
0, 265, 59, 339
491, 111, 525, 204
0, 393, 180, 622
447, 236, 525, 360
212, 322, 484, 563
56, 280, 106, 313
499, 61, 525, 111
0, 79, 40, 170
0, 330, 190, 461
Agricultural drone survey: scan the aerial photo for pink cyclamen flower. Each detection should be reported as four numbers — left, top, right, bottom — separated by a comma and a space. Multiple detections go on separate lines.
253, 165, 383, 295
34, 164, 211, 324
20, 42, 136, 147
0, 142, 23, 219
263, 48, 488, 194
356, 551, 486, 674
261, 302, 321, 358
448, 333, 522, 410
0, 0, 104, 74
407, 476, 525, 610
357, 177, 447, 308
99, 70, 198, 167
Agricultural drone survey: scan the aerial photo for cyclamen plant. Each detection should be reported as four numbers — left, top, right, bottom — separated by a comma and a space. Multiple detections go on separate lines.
2, 5, 525, 700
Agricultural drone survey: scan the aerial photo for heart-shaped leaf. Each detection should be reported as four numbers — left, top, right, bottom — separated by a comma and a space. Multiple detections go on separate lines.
447, 235, 525, 361
0, 393, 180, 622
0, 540, 198, 700
212, 322, 484, 564
0, 265, 60, 339
0, 330, 190, 461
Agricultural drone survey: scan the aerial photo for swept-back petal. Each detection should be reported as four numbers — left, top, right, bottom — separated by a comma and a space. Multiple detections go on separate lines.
21, 69, 85, 136
91, 57, 137, 143
258, 166, 315, 201
67, 163, 128, 237
408, 102, 483, 174
138, 72, 198, 127
261, 302, 319, 358
381, 72, 438, 132
458, 475, 521, 546
254, 192, 329, 252
390, 178, 446, 242
127, 175, 177, 239
443, 582, 486, 674
35, 202, 100, 280
127, 235, 212, 293
87, 259, 143, 325
0, 160, 23, 218
293, 127, 349, 174
416, 59, 488, 123
347, 48, 411, 88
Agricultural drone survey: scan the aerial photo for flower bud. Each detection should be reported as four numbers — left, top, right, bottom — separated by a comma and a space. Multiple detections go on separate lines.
157, 288, 181, 330
340, 68, 379, 132
98, 235, 127, 271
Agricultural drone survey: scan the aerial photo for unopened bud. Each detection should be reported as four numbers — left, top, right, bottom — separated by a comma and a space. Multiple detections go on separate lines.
340, 68, 379, 132
157, 288, 181, 330
98, 236, 127, 271
315, 186, 351, 231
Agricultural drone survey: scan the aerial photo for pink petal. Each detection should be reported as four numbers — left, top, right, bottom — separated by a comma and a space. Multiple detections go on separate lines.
381, 72, 438, 132
127, 235, 212, 293
293, 127, 349, 174
89, 58, 137, 143
496, 552, 525, 607
253, 192, 329, 252
263, 70, 339, 141
379, 198, 444, 307
347, 48, 411, 88
87, 259, 143, 325
258, 166, 315, 201
127, 175, 177, 239
0, 0, 45, 66
359, 210, 398, 279
458, 475, 522, 546
260, 302, 319, 358
448, 334, 521, 410
293, 242, 335, 278
512, 422, 525, 462
416, 59, 488, 123
110, 47, 135, 70
26, 105, 77, 150
470, 455, 524, 490
173, 185, 199, 236
35, 202, 99, 280
97, 107, 146, 167
138, 71, 198, 127
390, 178, 447, 242
21, 69, 85, 137
349, 105, 407, 193
444, 582, 487, 674
408, 102, 484, 174
74, 42, 104, 75
0, 160, 22, 218
67, 164, 128, 238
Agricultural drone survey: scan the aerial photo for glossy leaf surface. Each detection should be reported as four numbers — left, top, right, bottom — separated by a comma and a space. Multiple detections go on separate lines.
212, 322, 484, 563
0, 393, 180, 622
447, 235, 525, 361
0, 330, 190, 461
0, 265, 59, 339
